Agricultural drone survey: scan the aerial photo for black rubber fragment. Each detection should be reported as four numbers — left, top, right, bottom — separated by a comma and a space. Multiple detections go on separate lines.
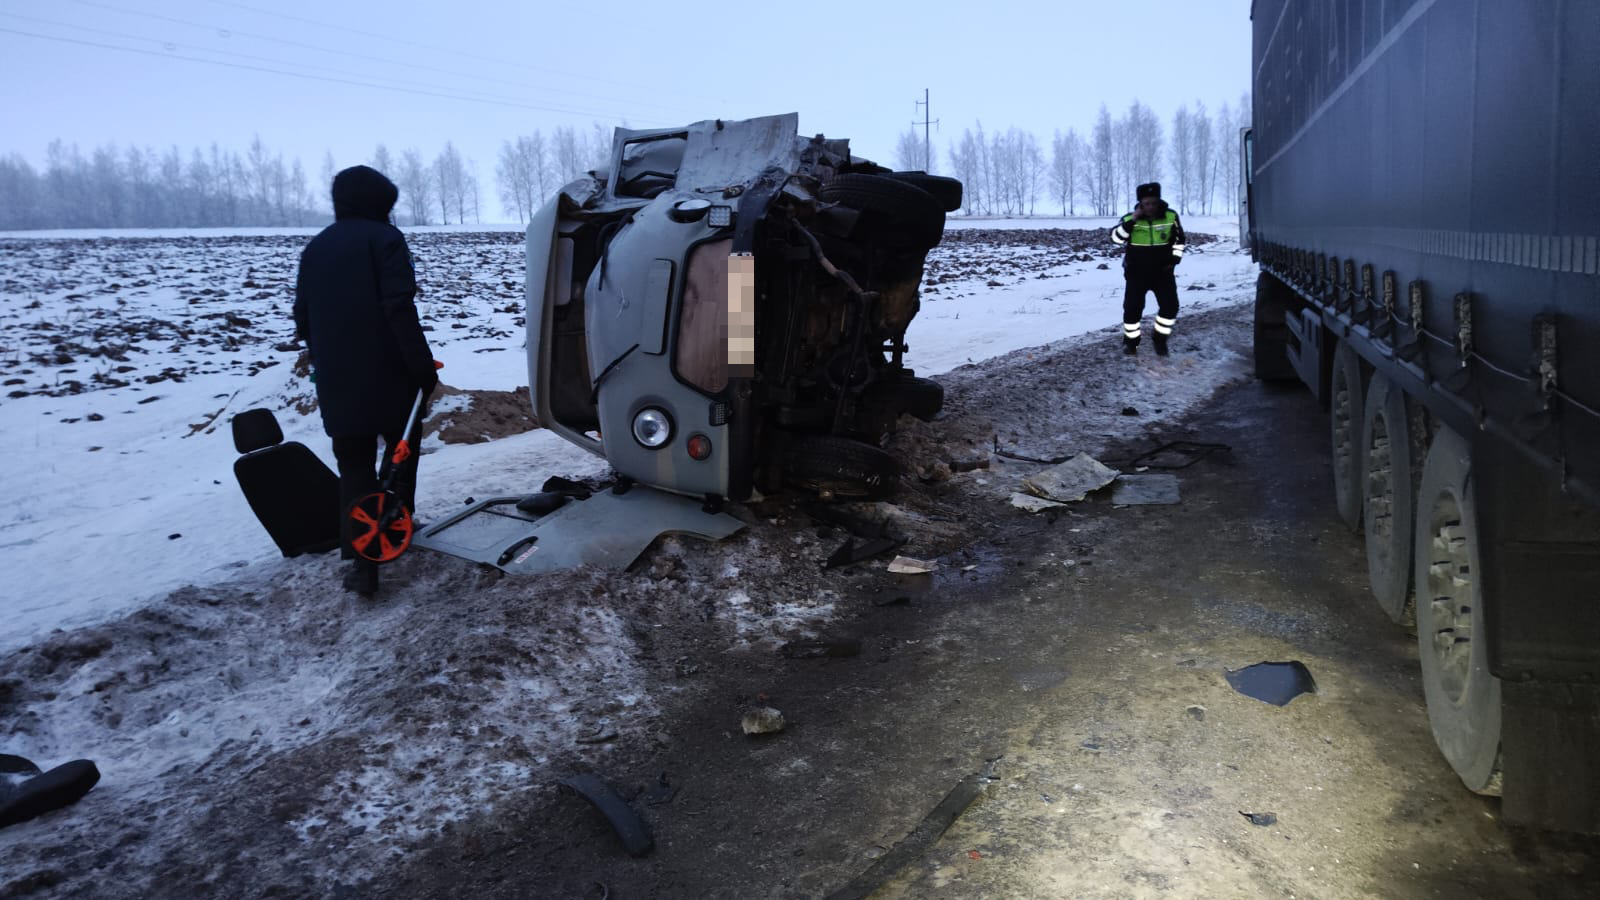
0, 759, 101, 829
825, 765, 994, 900
562, 774, 654, 857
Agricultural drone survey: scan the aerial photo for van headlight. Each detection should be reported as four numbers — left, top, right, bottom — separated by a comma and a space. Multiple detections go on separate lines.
632, 408, 672, 448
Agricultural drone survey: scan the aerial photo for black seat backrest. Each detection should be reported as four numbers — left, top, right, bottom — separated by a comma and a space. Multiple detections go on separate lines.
233, 408, 285, 453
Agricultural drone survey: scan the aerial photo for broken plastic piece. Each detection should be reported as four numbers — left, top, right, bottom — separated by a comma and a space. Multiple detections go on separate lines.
0, 755, 100, 829
887, 556, 937, 574
561, 774, 654, 857
1240, 810, 1278, 827
1111, 474, 1181, 505
824, 764, 996, 900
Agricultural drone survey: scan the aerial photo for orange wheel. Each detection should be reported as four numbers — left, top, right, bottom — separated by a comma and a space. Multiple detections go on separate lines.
348, 491, 414, 563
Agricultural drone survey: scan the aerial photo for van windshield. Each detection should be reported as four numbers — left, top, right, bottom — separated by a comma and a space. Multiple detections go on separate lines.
617, 136, 687, 199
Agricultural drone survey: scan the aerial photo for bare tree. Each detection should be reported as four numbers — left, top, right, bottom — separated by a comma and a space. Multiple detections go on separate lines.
497, 138, 533, 223
1171, 104, 1194, 212
895, 126, 935, 172
1050, 128, 1084, 215
1190, 100, 1215, 214
372, 144, 394, 176
948, 129, 983, 215
395, 148, 432, 225
1089, 104, 1114, 215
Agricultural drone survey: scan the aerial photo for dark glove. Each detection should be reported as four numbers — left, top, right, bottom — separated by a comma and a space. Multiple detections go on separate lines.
415, 363, 439, 395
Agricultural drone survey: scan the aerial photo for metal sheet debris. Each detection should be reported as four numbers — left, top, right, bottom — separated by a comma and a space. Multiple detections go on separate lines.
1021, 453, 1120, 502
1111, 474, 1182, 505
887, 556, 937, 574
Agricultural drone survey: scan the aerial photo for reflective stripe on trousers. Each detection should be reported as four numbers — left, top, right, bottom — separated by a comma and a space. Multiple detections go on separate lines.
1154, 315, 1176, 336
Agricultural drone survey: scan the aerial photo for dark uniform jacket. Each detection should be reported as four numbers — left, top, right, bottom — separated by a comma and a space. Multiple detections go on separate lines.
293, 168, 434, 438
1110, 203, 1187, 274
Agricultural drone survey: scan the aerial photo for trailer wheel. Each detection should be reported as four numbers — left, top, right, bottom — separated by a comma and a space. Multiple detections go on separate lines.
782, 434, 900, 500
1253, 273, 1297, 381
1415, 424, 1503, 795
1330, 341, 1364, 532
1362, 373, 1414, 623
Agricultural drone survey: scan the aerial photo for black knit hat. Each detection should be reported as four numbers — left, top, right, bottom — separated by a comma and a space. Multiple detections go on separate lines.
331, 165, 399, 222
1136, 182, 1162, 201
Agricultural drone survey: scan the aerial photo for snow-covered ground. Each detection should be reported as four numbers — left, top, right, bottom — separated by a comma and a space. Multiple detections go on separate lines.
0, 218, 1260, 897
0, 216, 1256, 653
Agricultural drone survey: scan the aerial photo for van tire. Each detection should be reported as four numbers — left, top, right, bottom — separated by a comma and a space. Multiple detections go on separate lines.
820, 174, 945, 248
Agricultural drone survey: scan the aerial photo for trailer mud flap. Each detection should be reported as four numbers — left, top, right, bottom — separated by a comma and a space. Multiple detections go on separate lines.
409, 485, 744, 574
1285, 309, 1323, 401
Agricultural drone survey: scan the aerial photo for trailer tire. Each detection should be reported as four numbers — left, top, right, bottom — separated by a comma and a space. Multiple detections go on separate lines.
1415, 424, 1503, 795
1362, 373, 1414, 623
1253, 273, 1297, 381
782, 434, 900, 500
820, 174, 945, 249
1330, 341, 1364, 532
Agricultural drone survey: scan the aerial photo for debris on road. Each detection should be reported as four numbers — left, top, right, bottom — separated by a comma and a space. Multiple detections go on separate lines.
1021, 453, 1120, 502
1010, 492, 1068, 513
1225, 661, 1317, 706
0, 755, 101, 829
826, 535, 905, 569
1111, 474, 1182, 506
1186, 705, 1207, 721
824, 760, 999, 900
780, 639, 862, 659
1240, 811, 1279, 827
741, 707, 787, 735
887, 556, 938, 574
560, 774, 655, 857
1126, 440, 1231, 470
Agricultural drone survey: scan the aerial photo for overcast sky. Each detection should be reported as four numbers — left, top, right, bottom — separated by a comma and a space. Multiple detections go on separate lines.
1, 0, 1251, 205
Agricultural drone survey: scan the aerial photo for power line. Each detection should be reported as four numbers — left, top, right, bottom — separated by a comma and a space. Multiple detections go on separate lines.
0, 26, 669, 122
913, 89, 939, 170
66, 0, 701, 122
204, 0, 736, 106
1, 10, 658, 119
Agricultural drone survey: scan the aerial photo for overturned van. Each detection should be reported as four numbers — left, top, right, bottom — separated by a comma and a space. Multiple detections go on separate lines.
525, 113, 960, 503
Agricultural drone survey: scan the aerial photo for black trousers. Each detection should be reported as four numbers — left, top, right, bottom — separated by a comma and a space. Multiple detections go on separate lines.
1123, 266, 1180, 329
331, 431, 413, 563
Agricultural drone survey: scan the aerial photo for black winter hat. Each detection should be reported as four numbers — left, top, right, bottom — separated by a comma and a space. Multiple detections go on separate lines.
1136, 182, 1162, 201
331, 165, 399, 222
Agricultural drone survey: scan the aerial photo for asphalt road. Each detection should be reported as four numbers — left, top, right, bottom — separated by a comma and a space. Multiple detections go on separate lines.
391, 369, 1598, 899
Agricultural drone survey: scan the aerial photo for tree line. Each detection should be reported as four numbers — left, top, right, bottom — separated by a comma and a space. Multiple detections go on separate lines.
0, 96, 1248, 230
925, 94, 1251, 218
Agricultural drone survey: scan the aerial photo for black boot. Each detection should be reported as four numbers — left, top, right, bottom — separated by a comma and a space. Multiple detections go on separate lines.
342, 560, 379, 597
1153, 332, 1169, 356
1123, 337, 1139, 355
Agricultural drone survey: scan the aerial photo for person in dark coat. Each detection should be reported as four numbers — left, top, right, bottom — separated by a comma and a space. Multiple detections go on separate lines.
293, 165, 436, 596
1109, 181, 1186, 356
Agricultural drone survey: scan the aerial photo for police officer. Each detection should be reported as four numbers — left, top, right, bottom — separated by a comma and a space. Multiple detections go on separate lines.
1110, 182, 1186, 356
293, 166, 437, 596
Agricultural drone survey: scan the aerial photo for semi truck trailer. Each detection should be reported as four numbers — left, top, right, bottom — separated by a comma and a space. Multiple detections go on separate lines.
1245, 0, 1600, 831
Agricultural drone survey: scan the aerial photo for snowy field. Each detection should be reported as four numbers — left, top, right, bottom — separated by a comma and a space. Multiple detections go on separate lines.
0, 216, 1261, 896
0, 215, 1255, 652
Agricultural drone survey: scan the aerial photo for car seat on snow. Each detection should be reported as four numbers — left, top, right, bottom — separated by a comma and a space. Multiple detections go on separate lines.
231, 408, 341, 557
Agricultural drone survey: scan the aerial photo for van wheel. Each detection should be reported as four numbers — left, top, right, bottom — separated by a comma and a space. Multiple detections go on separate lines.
1330, 341, 1364, 532
866, 374, 944, 422
1415, 424, 1503, 795
819, 174, 945, 249
1253, 273, 1297, 381
1362, 373, 1414, 623
884, 171, 964, 212
782, 435, 899, 500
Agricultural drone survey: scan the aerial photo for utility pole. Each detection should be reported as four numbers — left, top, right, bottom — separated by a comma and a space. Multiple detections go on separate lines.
912, 88, 939, 172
